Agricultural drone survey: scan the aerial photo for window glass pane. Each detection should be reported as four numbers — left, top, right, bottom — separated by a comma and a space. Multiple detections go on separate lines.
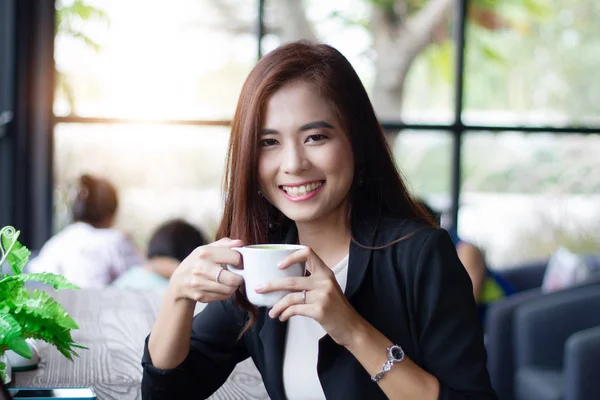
53, 123, 229, 248
54, 0, 256, 120
460, 132, 600, 268
464, 1, 600, 127
263, 0, 455, 124
391, 130, 453, 210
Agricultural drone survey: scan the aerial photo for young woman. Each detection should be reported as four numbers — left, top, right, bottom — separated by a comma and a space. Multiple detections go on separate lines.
142, 41, 497, 400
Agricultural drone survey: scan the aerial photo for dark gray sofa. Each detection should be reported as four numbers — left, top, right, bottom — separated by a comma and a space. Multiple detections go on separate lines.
486, 255, 600, 400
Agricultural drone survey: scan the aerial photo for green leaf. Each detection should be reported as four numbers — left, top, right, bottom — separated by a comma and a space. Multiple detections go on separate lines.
66, 31, 101, 52
7, 273, 80, 291
11, 290, 84, 360
369, 0, 396, 9
521, 0, 552, 18
481, 44, 505, 65
7, 243, 31, 275
329, 11, 370, 30
473, 0, 501, 8
56, 0, 110, 39
0, 361, 6, 384
425, 40, 454, 83
19, 290, 80, 330
1, 226, 30, 274
0, 313, 32, 359
8, 337, 31, 358
0, 227, 31, 274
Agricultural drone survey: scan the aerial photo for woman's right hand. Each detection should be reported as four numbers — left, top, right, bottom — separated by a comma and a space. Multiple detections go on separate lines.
168, 238, 245, 303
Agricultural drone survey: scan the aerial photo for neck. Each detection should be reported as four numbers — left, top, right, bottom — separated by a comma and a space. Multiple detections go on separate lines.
145, 257, 179, 279
295, 205, 351, 269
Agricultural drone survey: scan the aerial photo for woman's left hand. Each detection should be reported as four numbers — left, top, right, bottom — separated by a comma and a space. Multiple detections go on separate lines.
255, 247, 366, 347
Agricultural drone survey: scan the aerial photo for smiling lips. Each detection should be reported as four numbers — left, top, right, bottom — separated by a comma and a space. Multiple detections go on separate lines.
280, 181, 324, 201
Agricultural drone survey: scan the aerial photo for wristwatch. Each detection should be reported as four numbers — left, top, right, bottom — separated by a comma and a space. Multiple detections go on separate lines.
371, 344, 405, 382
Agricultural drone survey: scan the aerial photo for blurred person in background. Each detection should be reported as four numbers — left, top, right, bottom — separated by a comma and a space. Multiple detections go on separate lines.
28, 174, 143, 288
113, 219, 208, 290
416, 199, 514, 322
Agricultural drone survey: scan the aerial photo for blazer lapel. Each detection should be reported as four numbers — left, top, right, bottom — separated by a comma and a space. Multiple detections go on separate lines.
258, 314, 288, 398
317, 211, 380, 397
345, 211, 380, 299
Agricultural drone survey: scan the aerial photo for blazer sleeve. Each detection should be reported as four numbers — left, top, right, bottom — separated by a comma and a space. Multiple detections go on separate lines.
141, 298, 250, 399
413, 229, 498, 400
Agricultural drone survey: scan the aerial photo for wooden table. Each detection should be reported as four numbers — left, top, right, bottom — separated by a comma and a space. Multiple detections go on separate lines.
10, 288, 269, 400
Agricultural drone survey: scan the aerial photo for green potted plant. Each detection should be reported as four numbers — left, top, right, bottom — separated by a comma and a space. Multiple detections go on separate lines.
0, 226, 86, 383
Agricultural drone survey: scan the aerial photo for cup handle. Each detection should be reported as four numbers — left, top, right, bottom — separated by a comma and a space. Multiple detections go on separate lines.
227, 248, 244, 278
226, 263, 244, 278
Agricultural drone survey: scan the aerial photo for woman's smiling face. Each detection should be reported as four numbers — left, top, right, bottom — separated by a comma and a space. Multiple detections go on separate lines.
258, 81, 354, 225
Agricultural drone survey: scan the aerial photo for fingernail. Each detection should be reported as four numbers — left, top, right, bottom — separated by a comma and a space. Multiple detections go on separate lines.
277, 261, 283, 269
255, 285, 264, 293
268, 310, 274, 318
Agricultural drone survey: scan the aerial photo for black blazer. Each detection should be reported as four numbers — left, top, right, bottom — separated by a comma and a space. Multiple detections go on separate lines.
141, 214, 497, 400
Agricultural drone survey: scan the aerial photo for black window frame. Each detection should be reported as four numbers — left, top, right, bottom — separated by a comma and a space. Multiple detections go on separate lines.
0, 0, 15, 229
1, 0, 55, 249
3, 0, 599, 248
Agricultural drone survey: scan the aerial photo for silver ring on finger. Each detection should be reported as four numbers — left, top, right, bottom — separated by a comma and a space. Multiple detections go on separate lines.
215, 268, 223, 284
301, 289, 307, 304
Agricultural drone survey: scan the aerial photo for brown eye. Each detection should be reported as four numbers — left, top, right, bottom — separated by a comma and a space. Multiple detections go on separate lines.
260, 138, 279, 147
305, 134, 327, 143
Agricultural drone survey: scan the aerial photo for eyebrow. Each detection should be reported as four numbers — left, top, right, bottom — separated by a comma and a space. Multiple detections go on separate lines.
299, 120, 334, 131
261, 120, 335, 136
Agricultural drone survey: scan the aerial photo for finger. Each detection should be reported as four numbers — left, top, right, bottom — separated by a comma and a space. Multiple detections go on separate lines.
186, 289, 234, 304
199, 279, 239, 295
196, 245, 242, 268
278, 248, 331, 277
277, 247, 310, 270
207, 237, 245, 249
255, 276, 313, 294
210, 267, 244, 288
269, 291, 306, 319
278, 304, 315, 322
182, 276, 238, 302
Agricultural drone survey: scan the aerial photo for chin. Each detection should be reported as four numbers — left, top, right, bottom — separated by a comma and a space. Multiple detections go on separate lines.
278, 208, 322, 224
280, 213, 317, 224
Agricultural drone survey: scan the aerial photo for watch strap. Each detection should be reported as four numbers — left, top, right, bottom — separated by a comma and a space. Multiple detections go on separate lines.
371, 360, 393, 382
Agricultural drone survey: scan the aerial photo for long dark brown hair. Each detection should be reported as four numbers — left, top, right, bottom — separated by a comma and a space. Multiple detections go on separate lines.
216, 41, 433, 332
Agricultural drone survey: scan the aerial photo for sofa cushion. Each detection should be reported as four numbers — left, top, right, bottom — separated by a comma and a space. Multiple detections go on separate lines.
515, 367, 562, 400
496, 260, 548, 293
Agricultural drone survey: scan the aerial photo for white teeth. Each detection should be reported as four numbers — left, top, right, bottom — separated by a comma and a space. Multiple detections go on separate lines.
282, 182, 323, 197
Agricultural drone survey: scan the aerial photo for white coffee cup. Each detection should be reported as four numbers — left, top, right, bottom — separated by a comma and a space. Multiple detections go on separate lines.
227, 244, 306, 307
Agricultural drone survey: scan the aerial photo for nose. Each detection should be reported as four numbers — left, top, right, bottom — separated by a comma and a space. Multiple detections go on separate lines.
282, 142, 309, 174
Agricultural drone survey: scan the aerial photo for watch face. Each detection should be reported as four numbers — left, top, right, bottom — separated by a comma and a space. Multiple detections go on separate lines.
390, 346, 404, 361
